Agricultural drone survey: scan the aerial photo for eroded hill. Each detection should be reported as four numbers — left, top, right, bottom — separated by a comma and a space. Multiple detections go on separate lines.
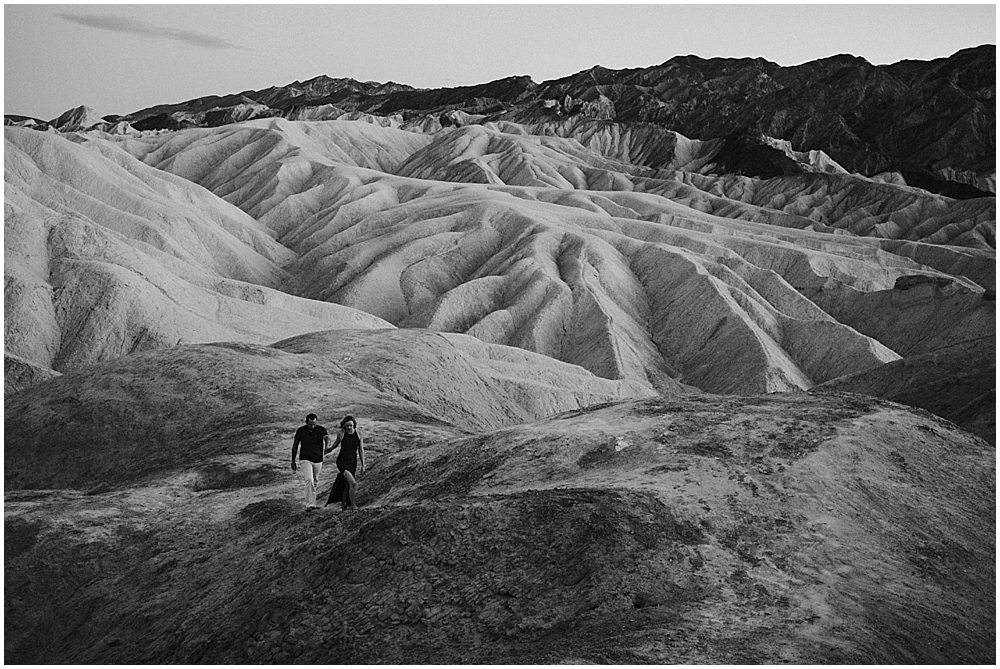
5, 114, 994, 427
4, 127, 393, 381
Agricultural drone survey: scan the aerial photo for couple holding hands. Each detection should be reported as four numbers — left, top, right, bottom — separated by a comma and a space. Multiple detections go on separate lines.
291, 413, 365, 510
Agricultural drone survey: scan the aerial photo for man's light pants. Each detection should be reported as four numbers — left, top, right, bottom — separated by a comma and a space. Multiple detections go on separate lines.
301, 460, 323, 507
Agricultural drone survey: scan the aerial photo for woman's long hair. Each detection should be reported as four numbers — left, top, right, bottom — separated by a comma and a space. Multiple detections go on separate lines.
340, 415, 356, 430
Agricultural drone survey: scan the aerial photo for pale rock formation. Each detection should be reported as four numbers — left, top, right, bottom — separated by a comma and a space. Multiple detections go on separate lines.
651, 171, 996, 250
530, 119, 718, 173
761, 135, 849, 174
10, 118, 992, 399
285, 106, 407, 128
98, 120, 139, 136
203, 102, 272, 125
273, 328, 658, 429
79, 118, 996, 394
111, 119, 434, 229
48, 105, 107, 132
271, 175, 904, 393
394, 124, 648, 189
4, 116, 52, 131
4, 126, 392, 373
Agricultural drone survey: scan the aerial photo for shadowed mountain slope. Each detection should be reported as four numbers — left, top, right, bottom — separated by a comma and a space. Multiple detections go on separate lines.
13, 49, 991, 194
4, 338, 994, 663
22, 45, 980, 195
528, 48, 995, 193
812, 335, 996, 444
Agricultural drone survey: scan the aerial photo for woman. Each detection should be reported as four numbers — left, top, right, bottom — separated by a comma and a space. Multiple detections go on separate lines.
325, 415, 365, 510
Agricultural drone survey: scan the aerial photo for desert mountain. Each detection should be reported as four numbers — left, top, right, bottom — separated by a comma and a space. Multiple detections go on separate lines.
48, 105, 110, 133
11, 46, 987, 196
4, 332, 994, 663
4, 47, 995, 664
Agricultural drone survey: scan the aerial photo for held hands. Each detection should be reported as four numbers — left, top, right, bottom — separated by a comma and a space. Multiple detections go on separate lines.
291, 460, 297, 471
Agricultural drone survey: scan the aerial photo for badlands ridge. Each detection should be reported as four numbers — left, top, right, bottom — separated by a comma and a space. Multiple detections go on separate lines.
5, 115, 994, 426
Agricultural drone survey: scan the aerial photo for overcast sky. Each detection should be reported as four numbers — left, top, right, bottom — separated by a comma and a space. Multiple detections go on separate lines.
4, 3, 996, 120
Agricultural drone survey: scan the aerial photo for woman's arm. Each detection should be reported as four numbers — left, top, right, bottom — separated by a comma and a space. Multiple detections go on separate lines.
327, 429, 343, 455
358, 432, 365, 471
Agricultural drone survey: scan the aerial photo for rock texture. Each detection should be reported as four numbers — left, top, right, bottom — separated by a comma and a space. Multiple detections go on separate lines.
4, 351, 60, 396
4, 346, 994, 663
6, 103, 995, 405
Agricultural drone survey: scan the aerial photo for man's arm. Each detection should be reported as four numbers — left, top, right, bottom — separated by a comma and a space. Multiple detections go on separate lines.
291, 431, 300, 470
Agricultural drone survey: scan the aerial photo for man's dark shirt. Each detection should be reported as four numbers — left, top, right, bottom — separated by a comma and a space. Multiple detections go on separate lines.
294, 424, 328, 463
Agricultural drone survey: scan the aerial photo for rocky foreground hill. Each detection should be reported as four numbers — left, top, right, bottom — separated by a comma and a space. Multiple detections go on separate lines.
4, 48, 996, 663
4, 331, 995, 663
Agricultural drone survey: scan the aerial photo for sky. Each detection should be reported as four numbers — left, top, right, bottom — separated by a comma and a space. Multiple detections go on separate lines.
4, 2, 996, 120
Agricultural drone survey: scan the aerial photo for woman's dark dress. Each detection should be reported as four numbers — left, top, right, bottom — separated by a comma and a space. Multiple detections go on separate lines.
326, 431, 360, 507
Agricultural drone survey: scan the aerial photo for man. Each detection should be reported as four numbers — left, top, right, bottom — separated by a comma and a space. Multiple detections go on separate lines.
291, 413, 330, 509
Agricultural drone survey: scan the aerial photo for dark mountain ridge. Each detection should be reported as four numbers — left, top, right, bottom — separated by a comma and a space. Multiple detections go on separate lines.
6, 46, 995, 197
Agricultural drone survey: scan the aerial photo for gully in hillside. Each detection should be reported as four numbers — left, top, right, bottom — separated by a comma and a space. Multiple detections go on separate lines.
326, 415, 366, 510
291, 413, 331, 509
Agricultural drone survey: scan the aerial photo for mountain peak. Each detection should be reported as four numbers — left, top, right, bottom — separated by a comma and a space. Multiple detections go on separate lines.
48, 105, 105, 132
